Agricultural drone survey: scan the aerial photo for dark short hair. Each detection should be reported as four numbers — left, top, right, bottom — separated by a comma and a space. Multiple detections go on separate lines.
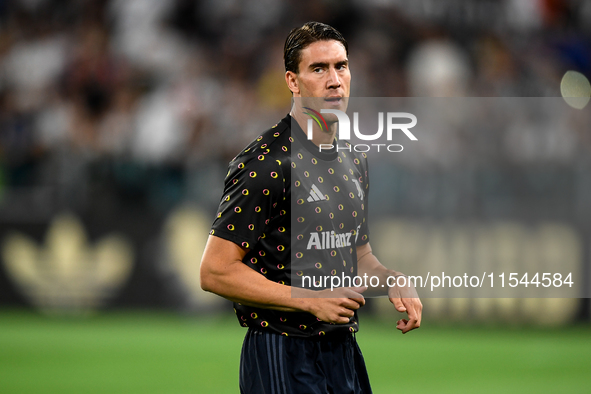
284, 22, 348, 74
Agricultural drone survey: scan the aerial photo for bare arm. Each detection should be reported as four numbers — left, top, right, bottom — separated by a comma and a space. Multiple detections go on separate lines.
356, 242, 422, 333
200, 234, 366, 324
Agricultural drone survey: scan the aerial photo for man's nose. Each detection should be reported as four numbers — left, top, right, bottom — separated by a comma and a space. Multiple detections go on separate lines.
326, 67, 341, 89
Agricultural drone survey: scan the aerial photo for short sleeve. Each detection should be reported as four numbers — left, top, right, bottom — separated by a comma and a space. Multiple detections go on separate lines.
210, 154, 285, 250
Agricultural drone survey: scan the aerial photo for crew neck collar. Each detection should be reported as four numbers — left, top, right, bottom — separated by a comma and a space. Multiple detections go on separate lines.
284, 114, 338, 161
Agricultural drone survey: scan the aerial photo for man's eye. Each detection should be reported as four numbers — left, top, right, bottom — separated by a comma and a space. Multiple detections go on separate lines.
313, 68, 323, 73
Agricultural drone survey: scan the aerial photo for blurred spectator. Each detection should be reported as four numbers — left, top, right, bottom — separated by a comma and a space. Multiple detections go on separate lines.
407, 39, 471, 97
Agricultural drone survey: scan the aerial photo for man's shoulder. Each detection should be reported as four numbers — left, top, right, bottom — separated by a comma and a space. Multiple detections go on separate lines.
228, 115, 293, 174
232, 115, 291, 161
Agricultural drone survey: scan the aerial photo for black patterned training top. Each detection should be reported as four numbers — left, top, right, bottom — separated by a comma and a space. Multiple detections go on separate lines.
210, 114, 370, 338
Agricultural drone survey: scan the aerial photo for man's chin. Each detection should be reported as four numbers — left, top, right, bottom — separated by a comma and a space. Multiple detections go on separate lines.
299, 97, 349, 114
321, 114, 338, 124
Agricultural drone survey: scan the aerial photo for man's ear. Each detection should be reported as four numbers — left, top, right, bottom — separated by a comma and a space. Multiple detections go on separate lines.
285, 71, 299, 95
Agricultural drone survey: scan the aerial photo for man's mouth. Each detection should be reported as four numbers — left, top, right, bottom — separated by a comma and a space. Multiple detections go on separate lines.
324, 97, 342, 104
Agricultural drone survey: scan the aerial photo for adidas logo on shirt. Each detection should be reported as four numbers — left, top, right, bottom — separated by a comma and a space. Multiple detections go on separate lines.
307, 184, 326, 202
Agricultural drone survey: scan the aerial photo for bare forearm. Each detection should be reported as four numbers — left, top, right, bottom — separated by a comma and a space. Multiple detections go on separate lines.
357, 244, 401, 296
201, 258, 312, 312
200, 235, 314, 313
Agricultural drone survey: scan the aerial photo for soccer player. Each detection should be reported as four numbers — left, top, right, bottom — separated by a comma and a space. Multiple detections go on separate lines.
200, 21, 422, 393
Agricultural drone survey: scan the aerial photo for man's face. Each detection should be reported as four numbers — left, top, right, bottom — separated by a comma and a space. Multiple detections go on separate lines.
288, 39, 351, 116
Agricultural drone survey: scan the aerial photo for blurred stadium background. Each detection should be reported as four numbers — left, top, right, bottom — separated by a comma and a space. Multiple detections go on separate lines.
0, 0, 590, 393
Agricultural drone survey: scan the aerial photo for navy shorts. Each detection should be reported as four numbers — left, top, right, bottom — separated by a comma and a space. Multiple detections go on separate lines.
239, 329, 372, 394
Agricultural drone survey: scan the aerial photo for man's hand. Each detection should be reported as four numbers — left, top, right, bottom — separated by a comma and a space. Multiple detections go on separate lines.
301, 286, 367, 324
388, 276, 422, 334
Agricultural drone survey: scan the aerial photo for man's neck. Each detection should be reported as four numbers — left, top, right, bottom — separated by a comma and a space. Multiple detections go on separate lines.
290, 108, 337, 147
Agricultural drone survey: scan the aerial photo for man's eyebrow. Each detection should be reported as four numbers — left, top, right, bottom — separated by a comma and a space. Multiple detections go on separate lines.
308, 59, 349, 70
309, 62, 329, 70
